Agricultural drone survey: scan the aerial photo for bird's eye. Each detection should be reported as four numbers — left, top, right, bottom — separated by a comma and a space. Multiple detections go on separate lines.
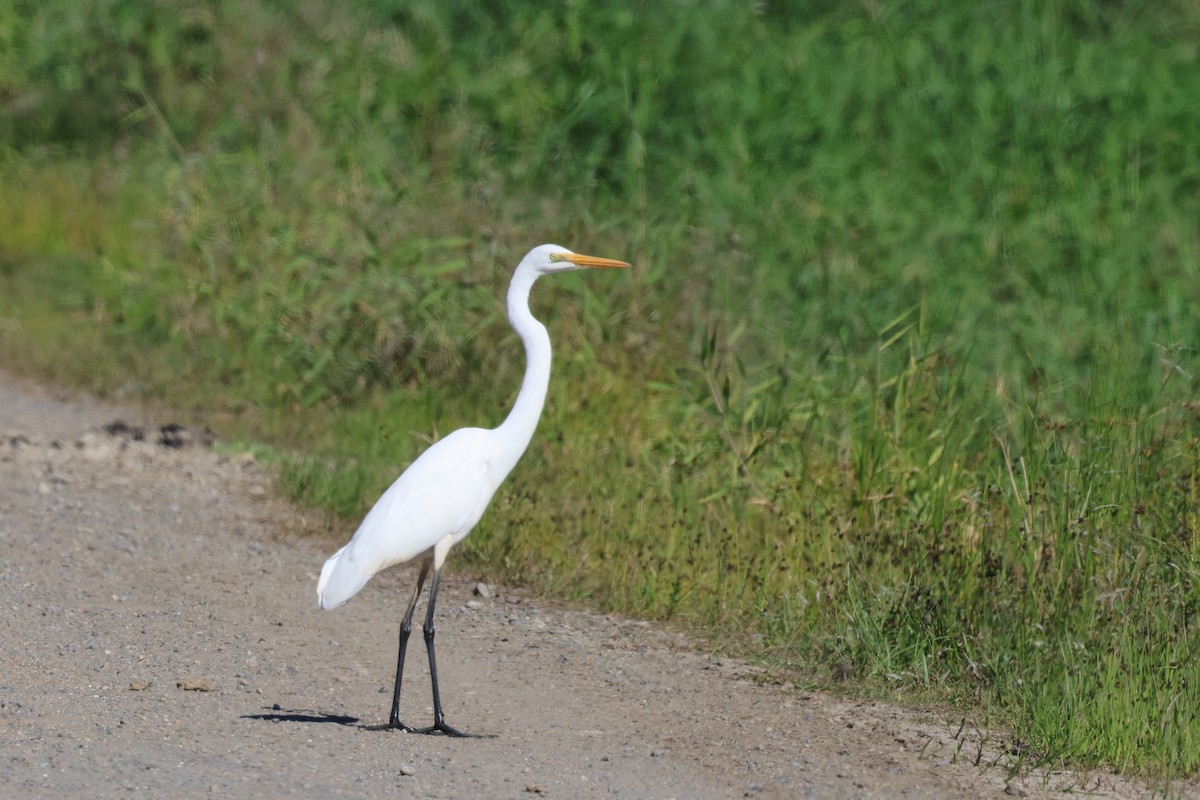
549, 253, 565, 262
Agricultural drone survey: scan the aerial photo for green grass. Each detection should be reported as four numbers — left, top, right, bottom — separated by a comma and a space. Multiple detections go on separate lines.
3, 0, 1200, 779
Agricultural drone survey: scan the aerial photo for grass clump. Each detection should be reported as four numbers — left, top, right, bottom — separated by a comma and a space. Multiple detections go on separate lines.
3, 0, 1200, 778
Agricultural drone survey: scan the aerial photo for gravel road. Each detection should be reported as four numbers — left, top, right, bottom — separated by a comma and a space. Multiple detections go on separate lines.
0, 371, 1186, 798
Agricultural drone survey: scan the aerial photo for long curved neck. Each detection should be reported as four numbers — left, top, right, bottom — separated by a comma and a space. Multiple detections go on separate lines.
495, 267, 551, 474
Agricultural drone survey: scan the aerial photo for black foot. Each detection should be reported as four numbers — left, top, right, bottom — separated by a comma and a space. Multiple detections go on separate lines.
362, 719, 415, 732
411, 720, 493, 738
360, 719, 492, 737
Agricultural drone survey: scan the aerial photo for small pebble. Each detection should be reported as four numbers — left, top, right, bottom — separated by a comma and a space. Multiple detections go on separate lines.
1009, 738, 1034, 756
1005, 782, 1026, 797
399, 765, 416, 777
473, 582, 494, 599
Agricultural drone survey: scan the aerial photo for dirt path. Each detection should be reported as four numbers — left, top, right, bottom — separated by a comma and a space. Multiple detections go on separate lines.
0, 371, 1185, 799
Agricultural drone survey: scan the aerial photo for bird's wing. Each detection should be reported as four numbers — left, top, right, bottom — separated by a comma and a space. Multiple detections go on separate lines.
358, 427, 495, 559
317, 428, 497, 608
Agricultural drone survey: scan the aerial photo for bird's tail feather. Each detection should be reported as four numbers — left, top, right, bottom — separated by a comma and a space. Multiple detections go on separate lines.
317, 544, 372, 609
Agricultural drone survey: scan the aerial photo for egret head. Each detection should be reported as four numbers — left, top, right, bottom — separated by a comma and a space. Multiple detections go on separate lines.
521, 243, 631, 275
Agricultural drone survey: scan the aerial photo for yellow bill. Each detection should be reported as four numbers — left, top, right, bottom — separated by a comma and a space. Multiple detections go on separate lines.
562, 252, 631, 269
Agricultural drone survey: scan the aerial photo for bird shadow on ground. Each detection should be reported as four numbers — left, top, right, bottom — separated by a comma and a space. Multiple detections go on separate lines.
241, 705, 359, 725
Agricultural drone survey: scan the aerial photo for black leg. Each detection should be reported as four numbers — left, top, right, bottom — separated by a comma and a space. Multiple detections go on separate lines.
364, 559, 429, 732
413, 566, 486, 738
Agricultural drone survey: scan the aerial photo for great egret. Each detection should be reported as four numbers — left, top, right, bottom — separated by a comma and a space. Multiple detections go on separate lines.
317, 243, 630, 736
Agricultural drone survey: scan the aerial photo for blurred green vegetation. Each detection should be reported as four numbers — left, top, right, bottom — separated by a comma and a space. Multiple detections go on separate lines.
3, 0, 1200, 777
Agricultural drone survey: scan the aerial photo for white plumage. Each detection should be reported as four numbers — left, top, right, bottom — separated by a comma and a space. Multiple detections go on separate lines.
318, 428, 498, 609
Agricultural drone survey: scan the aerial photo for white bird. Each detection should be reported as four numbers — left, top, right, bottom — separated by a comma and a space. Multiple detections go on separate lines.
318, 243, 630, 736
